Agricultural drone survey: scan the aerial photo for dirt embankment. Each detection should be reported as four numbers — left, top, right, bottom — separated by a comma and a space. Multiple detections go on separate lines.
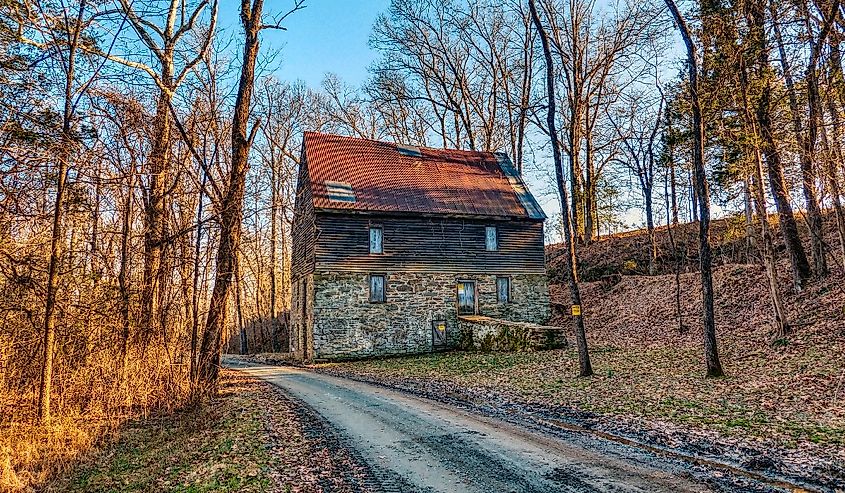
549, 212, 845, 282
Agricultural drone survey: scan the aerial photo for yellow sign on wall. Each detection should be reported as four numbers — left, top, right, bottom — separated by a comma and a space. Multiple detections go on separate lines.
571, 305, 582, 316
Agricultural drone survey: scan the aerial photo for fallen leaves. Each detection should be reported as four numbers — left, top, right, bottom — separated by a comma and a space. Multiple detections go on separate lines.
314, 263, 845, 488
47, 370, 373, 493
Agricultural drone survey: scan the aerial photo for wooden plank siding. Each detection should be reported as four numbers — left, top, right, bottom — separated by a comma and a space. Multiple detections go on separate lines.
291, 155, 317, 278
313, 212, 546, 274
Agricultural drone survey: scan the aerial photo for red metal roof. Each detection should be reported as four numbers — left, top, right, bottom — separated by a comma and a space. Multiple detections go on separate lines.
302, 132, 544, 220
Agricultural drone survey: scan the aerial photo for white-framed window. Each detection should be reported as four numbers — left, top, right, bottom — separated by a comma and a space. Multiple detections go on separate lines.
496, 276, 511, 303
369, 274, 386, 303
485, 225, 498, 251
369, 226, 383, 254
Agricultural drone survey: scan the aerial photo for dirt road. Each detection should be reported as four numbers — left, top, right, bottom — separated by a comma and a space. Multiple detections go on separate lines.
229, 362, 788, 493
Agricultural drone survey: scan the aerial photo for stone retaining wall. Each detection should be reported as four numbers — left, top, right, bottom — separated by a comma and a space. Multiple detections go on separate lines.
457, 315, 567, 351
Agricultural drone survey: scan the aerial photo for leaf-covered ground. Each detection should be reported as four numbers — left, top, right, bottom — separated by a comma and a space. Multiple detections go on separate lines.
316, 264, 845, 483
48, 370, 372, 493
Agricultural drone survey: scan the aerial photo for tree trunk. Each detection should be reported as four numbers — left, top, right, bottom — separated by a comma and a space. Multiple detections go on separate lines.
777, 0, 836, 278
666, 108, 680, 225
824, 90, 845, 268
645, 185, 657, 274
758, 92, 812, 290
236, 257, 248, 355
197, 0, 265, 391
739, 22, 791, 337
38, 0, 88, 422
584, 131, 595, 243
189, 171, 207, 385
530, 0, 592, 377
119, 169, 133, 385
751, 155, 791, 338
141, 81, 174, 347
758, 92, 811, 289
690, 169, 699, 223
803, 48, 829, 278
743, 177, 756, 254
270, 151, 279, 352
39, 134, 69, 424
665, 0, 724, 377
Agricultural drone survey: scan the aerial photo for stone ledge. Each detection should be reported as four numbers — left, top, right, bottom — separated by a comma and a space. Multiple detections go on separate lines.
457, 315, 568, 351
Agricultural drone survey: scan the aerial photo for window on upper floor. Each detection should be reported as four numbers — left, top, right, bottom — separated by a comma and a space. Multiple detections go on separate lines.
369, 226, 383, 254
369, 274, 386, 303
485, 226, 498, 251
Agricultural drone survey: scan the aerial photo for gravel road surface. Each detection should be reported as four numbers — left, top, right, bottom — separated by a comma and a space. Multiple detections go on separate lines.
227, 362, 753, 492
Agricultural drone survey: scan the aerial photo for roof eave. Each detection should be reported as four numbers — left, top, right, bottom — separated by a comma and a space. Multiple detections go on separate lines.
313, 207, 545, 222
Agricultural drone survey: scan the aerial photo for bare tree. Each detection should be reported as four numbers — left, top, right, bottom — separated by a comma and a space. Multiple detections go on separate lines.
608, 89, 665, 273
530, 0, 593, 377
22, 0, 106, 422
664, 0, 724, 377
98, 0, 219, 344
197, 0, 304, 391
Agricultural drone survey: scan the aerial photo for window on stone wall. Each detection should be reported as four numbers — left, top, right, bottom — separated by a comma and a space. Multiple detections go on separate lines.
369, 226, 383, 254
485, 226, 498, 251
496, 276, 511, 303
369, 274, 386, 303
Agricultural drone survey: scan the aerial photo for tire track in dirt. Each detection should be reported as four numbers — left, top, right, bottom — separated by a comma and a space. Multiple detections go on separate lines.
231, 361, 756, 493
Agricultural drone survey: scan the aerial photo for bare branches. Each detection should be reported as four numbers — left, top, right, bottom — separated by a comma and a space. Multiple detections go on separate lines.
260, 0, 306, 31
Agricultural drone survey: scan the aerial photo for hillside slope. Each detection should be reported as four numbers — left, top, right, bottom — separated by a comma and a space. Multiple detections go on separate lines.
548, 212, 844, 281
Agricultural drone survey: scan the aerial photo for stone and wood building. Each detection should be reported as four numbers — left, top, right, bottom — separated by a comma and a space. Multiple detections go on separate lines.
290, 132, 563, 360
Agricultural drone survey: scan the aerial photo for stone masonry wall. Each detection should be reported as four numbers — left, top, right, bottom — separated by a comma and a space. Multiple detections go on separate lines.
289, 274, 314, 360
311, 272, 550, 360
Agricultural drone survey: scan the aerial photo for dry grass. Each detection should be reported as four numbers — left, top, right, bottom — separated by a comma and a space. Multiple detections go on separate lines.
0, 346, 192, 493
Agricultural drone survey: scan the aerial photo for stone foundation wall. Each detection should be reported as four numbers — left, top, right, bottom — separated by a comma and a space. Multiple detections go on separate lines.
309, 271, 550, 360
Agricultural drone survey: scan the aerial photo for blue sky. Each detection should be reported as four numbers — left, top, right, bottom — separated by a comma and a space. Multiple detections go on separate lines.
220, 0, 639, 238
214, 1, 688, 237
245, 0, 391, 87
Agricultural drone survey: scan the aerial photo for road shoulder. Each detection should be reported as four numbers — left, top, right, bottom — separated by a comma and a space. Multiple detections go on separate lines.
48, 369, 372, 493
311, 358, 843, 493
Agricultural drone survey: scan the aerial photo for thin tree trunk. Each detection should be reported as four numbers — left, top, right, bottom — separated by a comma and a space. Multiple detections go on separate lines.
39, 134, 69, 424
189, 170, 207, 385
665, 202, 686, 332
270, 152, 279, 352
751, 155, 791, 338
665, 0, 724, 377
530, 0, 592, 377
646, 185, 657, 274
584, 131, 595, 243
824, 93, 845, 268
236, 256, 248, 355
666, 107, 680, 225
743, 178, 756, 254
119, 168, 133, 386
38, 0, 88, 422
